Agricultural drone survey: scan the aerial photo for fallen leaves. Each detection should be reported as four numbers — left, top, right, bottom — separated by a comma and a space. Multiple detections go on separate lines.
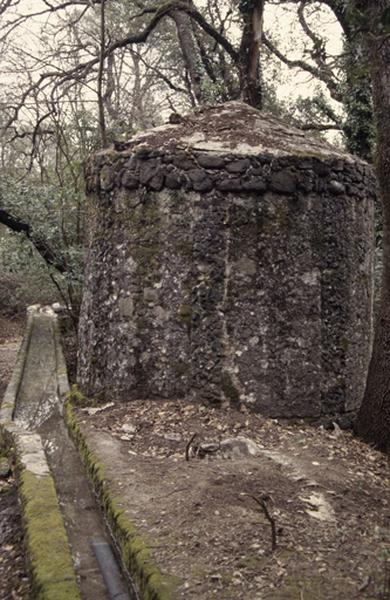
0, 480, 29, 599
76, 398, 390, 600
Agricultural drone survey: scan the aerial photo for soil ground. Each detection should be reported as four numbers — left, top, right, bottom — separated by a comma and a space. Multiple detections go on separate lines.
0, 477, 30, 600
0, 316, 23, 399
0, 315, 29, 600
76, 398, 390, 600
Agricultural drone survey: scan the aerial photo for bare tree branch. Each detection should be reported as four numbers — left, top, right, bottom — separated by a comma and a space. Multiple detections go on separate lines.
0, 205, 68, 273
263, 34, 343, 102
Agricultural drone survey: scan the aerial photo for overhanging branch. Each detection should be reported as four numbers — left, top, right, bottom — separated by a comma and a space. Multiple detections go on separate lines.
263, 34, 343, 102
0, 206, 68, 274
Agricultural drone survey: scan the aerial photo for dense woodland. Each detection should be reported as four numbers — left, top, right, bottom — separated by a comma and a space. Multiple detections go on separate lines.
0, 0, 390, 449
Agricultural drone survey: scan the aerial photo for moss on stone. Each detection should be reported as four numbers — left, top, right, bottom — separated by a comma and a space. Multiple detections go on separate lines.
178, 304, 192, 325
176, 240, 192, 257
172, 361, 189, 377
258, 204, 289, 235
19, 468, 80, 600
221, 371, 240, 405
122, 194, 161, 281
66, 384, 95, 407
133, 246, 159, 268
64, 401, 181, 600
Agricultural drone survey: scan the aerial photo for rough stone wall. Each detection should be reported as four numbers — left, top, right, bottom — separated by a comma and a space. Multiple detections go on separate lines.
79, 102, 375, 421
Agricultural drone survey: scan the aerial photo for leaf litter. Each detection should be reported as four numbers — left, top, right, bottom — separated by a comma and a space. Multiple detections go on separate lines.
75, 398, 390, 599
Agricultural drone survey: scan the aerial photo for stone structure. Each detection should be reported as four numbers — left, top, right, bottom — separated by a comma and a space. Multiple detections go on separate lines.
79, 101, 375, 421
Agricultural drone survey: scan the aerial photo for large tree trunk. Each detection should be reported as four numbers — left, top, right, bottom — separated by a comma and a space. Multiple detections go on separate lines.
238, 0, 265, 108
343, 36, 374, 161
172, 8, 204, 105
355, 0, 390, 451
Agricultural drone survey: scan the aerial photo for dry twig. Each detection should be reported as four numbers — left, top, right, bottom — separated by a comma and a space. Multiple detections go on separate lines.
185, 433, 197, 461
245, 493, 277, 553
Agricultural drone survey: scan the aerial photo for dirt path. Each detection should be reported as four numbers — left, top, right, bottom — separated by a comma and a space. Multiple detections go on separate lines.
76, 398, 390, 599
0, 318, 30, 600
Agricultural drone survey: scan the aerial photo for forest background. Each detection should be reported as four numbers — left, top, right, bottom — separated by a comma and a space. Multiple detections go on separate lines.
1, 0, 389, 447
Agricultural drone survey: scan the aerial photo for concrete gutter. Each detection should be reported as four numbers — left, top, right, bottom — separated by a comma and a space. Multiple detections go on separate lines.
0, 306, 81, 600
0, 311, 34, 423
65, 400, 179, 600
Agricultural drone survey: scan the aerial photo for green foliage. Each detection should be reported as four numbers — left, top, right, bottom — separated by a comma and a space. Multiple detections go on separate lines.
382, 8, 390, 32
0, 235, 58, 315
0, 106, 88, 319
341, 34, 375, 161
0, 174, 84, 317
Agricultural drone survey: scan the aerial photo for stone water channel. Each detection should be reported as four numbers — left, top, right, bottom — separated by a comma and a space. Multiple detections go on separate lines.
10, 307, 136, 600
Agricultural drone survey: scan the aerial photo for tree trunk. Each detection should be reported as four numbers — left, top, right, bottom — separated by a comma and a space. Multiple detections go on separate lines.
343, 36, 374, 161
97, 0, 107, 146
238, 0, 265, 108
172, 8, 204, 105
355, 0, 390, 451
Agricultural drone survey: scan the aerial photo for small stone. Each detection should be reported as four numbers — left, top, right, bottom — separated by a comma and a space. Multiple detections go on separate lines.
300, 160, 313, 170
163, 432, 181, 442
100, 165, 114, 191
332, 159, 345, 172
196, 154, 225, 169
242, 178, 267, 192
173, 154, 195, 170
188, 169, 213, 192
216, 178, 242, 192
313, 161, 330, 177
139, 161, 158, 185
236, 256, 257, 276
328, 180, 345, 195
124, 156, 139, 170
119, 297, 134, 318
122, 171, 139, 190
121, 423, 136, 434
165, 171, 182, 189
226, 159, 250, 174
135, 147, 150, 159
270, 170, 296, 193
147, 172, 165, 191
297, 171, 315, 193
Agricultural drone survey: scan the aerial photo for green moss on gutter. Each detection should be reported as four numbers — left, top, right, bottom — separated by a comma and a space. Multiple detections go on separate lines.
19, 469, 81, 600
64, 402, 180, 600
